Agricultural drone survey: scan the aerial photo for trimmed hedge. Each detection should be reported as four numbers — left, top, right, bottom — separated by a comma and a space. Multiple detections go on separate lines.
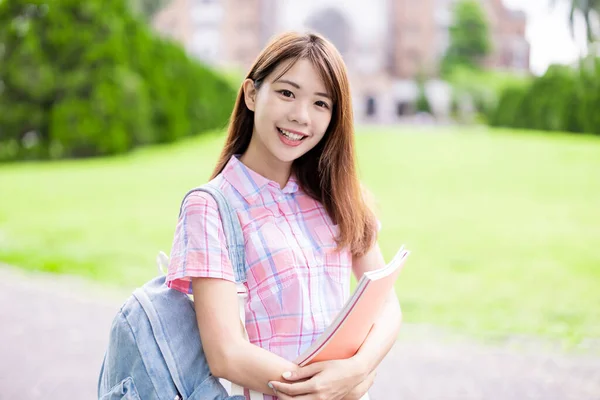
489, 59, 600, 136
0, 0, 236, 161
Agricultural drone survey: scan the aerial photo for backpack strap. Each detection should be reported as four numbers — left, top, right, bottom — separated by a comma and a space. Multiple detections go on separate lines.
192, 184, 261, 399
187, 184, 261, 399
179, 183, 247, 283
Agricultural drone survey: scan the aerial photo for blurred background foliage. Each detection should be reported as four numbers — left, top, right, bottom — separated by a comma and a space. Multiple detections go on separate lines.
1, 0, 599, 162
128, 0, 170, 22
440, 0, 600, 134
489, 58, 600, 135
0, 0, 236, 161
440, 0, 492, 76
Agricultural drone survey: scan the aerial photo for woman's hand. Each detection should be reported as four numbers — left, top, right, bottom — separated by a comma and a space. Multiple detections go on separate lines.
268, 358, 366, 400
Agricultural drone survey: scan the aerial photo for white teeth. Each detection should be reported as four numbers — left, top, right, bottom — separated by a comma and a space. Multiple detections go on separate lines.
279, 128, 304, 141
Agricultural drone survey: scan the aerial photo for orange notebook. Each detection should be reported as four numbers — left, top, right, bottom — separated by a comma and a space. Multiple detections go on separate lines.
295, 246, 410, 367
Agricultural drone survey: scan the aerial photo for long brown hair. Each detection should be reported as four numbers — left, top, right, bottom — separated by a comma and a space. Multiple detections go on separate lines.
211, 31, 377, 256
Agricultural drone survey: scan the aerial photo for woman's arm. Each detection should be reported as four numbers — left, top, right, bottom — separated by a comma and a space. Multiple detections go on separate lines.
343, 369, 377, 400
269, 242, 402, 399
350, 242, 403, 374
192, 276, 299, 395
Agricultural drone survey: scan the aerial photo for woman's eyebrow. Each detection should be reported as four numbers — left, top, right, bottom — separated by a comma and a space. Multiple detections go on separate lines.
275, 79, 331, 99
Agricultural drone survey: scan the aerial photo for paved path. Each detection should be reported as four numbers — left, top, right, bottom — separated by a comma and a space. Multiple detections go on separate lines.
1, 266, 599, 400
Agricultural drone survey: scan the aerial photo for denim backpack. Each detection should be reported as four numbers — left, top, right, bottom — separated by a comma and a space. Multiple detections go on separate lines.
98, 184, 254, 400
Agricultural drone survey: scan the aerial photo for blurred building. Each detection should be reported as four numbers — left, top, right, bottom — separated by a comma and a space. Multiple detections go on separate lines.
153, 0, 529, 123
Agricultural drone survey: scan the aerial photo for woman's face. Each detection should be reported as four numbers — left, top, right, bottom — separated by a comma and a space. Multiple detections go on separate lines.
243, 58, 334, 165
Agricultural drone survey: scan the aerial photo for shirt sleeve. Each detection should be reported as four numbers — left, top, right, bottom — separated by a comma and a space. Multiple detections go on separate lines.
166, 191, 235, 294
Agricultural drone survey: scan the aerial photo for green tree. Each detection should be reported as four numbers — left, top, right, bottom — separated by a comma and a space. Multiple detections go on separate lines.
441, 0, 492, 76
554, 0, 600, 44
0, 0, 235, 161
129, 0, 169, 21
0, 0, 150, 158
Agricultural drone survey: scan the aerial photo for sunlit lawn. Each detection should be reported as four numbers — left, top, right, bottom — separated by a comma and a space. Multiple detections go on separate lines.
1, 126, 599, 345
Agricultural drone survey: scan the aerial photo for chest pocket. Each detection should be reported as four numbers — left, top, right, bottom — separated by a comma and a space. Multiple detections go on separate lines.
313, 224, 351, 284
244, 223, 298, 306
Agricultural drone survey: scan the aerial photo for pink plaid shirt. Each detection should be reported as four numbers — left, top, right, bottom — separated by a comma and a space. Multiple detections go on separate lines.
167, 155, 351, 399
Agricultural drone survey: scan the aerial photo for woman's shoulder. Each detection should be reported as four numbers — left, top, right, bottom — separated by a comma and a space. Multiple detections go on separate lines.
181, 188, 219, 211
179, 176, 242, 216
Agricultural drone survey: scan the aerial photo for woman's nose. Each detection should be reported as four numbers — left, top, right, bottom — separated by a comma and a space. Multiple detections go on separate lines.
288, 101, 310, 125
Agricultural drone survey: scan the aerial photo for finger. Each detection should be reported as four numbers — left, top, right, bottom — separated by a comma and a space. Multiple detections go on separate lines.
267, 382, 279, 397
269, 379, 317, 397
282, 362, 327, 381
271, 389, 292, 400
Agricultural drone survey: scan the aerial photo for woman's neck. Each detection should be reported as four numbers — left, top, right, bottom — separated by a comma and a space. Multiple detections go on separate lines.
239, 142, 292, 190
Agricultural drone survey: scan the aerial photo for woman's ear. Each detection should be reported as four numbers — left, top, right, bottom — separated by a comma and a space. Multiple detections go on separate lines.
242, 79, 257, 112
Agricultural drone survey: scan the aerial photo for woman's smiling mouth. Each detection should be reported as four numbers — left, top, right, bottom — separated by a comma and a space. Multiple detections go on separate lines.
277, 127, 308, 147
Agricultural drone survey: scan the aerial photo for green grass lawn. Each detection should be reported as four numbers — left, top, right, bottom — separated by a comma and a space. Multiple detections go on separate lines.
1, 126, 599, 345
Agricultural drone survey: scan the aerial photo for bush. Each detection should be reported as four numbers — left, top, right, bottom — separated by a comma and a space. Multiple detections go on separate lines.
524, 65, 580, 132
49, 67, 152, 158
578, 57, 600, 135
489, 59, 600, 136
447, 66, 531, 124
0, 0, 236, 161
488, 82, 529, 128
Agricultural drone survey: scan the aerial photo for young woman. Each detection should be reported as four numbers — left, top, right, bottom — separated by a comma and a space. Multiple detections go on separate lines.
166, 31, 402, 400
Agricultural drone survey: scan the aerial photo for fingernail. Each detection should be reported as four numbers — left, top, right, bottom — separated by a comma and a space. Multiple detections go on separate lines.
267, 382, 274, 389
282, 371, 292, 379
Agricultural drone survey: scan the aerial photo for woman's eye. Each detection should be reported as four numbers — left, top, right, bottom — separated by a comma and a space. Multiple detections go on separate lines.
278, 89, 294, 98
315, 101, 330, 109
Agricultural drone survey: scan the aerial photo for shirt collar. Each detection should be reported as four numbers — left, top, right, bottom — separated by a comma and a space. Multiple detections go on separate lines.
222, 155, 299, 204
